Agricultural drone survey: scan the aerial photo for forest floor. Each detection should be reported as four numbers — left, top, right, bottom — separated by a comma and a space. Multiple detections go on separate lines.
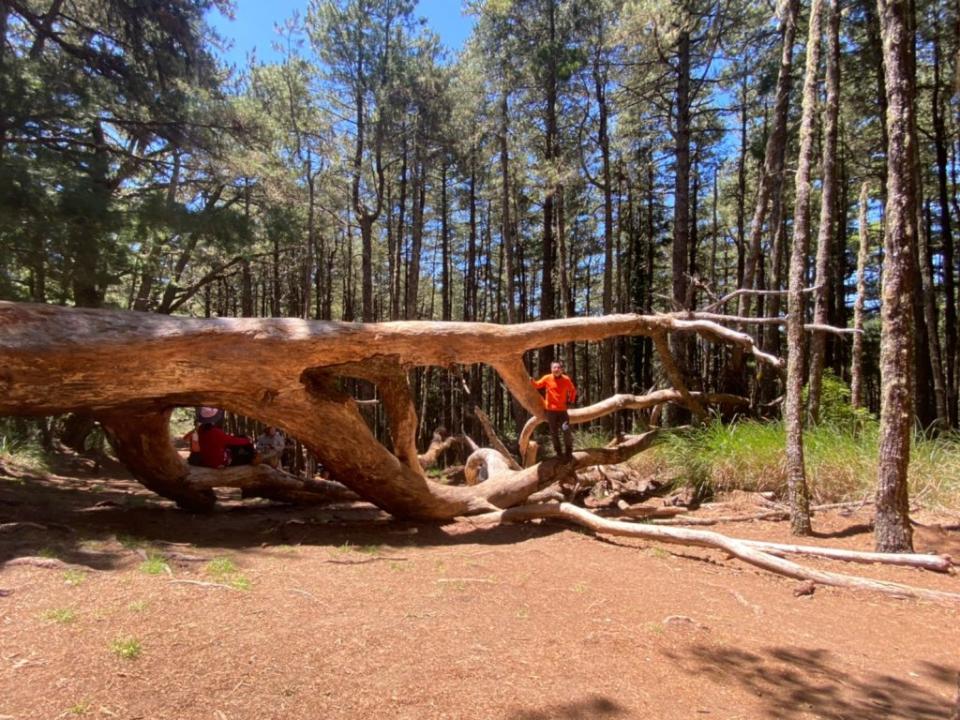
1, 450, 959, 720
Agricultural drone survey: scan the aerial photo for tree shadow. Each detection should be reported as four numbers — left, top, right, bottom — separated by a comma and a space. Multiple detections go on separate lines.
506, 694, 629, 720
664, 643, 958, 719
811, 523, 873, 540
0, 456, 565, 570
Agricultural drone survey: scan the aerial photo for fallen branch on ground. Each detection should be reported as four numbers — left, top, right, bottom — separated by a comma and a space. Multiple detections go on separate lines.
474, 503, 960, 604
738, 539, 953, 572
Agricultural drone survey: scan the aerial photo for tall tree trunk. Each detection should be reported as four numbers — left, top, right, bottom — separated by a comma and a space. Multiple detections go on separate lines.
874, 0, 917, 553
304, 152, 316, 320
667, 28, 693, 424
597, 46, 615, 427
784, 0, 823, 537
932, 20, 957, 426
807, 0, 842, 423
394, 132, 409, 319
739, 0, 800, 320
466, 157, 478, 323
405, 149, 425, 321
499, 87, 517, 325
736, 75, 749, 290
441, 160, 451, 323
539, 0, 559, 375
851, 183, 870, 408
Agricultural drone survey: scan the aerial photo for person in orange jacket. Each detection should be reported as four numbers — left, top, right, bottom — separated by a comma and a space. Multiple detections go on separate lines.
532, 360, 577, 459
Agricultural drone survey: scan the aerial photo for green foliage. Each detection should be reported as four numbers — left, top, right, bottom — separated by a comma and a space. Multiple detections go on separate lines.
110, 636, 143, 661
205, 557, 251, 590
41, 608, 77, 624
139, 553, 171, 576
63, 570, 87, 587
67, 700, 92, 716
652, 419, 960, 507
806, 370, 875, 431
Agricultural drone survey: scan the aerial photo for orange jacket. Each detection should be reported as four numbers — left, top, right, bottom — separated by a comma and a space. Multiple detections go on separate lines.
532, 373, 577, 411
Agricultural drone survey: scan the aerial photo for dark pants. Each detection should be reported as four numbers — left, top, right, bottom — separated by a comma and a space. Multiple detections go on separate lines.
229, 444, 256, 466
545, 410, 573, 458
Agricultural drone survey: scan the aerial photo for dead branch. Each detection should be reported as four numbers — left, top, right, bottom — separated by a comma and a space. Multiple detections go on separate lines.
418, 431, 478, 469
473, 407, 521, 469
737, 539, 953, 572
682, 311, 861, 337
651, 510, 791, 525
482, 503, 960, 604
168, 579, 237, 591
519, 390, 745, 459
702, 284, 822, 313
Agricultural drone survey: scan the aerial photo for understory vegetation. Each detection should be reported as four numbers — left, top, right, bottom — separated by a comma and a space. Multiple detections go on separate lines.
646, 420, 960, 508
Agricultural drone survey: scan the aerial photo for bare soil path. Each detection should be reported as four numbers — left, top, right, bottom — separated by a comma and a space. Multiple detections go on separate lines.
1, 453, 958, 720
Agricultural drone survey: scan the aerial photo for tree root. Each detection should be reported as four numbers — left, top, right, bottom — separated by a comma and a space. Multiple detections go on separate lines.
4, 556, 97, 572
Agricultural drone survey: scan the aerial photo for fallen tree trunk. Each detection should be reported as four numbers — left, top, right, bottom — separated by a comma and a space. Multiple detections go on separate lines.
0, 302, 778, 518
482, 503, 960, 603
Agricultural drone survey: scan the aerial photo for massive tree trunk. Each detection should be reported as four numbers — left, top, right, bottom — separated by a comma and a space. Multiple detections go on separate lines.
874, 0, 918, 553
784, 0, 823, 537
0, 302, 778, 519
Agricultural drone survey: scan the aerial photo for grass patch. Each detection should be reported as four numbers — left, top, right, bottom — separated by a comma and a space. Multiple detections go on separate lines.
117, 534, 145, 550
139, 554, 171, 576
41, 608, 76, 624
646, 418, 960, 507
205, 557, 250, 591
110, 636, 142, 660
0, 440, 51, 475
205, 557, 239, 578
38, 547, 60, 559
67, 700, 92, 715
63, 569, 86, 586
127, 600, 148, 613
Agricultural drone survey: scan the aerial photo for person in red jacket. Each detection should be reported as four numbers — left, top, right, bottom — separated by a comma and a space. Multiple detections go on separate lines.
532, 360, 577, 459
197, 422, 256, 469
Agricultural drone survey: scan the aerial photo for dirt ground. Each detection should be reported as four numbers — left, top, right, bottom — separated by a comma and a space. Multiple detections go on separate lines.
1, 452, 959, 720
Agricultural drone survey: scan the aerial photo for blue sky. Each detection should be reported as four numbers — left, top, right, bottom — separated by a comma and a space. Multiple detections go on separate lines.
207, 0, 475, 67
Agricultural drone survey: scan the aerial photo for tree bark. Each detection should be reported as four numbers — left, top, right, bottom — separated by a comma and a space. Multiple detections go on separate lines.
807, 0, 841, 423
0, 303, 780, 518
784, 0, 823, 536
874, 0, 917, 553
851, 183, 870, 409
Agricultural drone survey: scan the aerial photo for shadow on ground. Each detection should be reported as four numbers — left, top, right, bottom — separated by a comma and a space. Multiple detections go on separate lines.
0, 452, 563, 570
506, 695, 628, 720
665, 643, 959, 719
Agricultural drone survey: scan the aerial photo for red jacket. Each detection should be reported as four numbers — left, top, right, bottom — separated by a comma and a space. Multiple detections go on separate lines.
532, 373, 577, 411
197, 425, 252, 468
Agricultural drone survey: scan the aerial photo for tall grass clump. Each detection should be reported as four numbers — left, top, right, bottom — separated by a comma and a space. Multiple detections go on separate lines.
645, 372, 960, 507
0, 419, 51, 475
